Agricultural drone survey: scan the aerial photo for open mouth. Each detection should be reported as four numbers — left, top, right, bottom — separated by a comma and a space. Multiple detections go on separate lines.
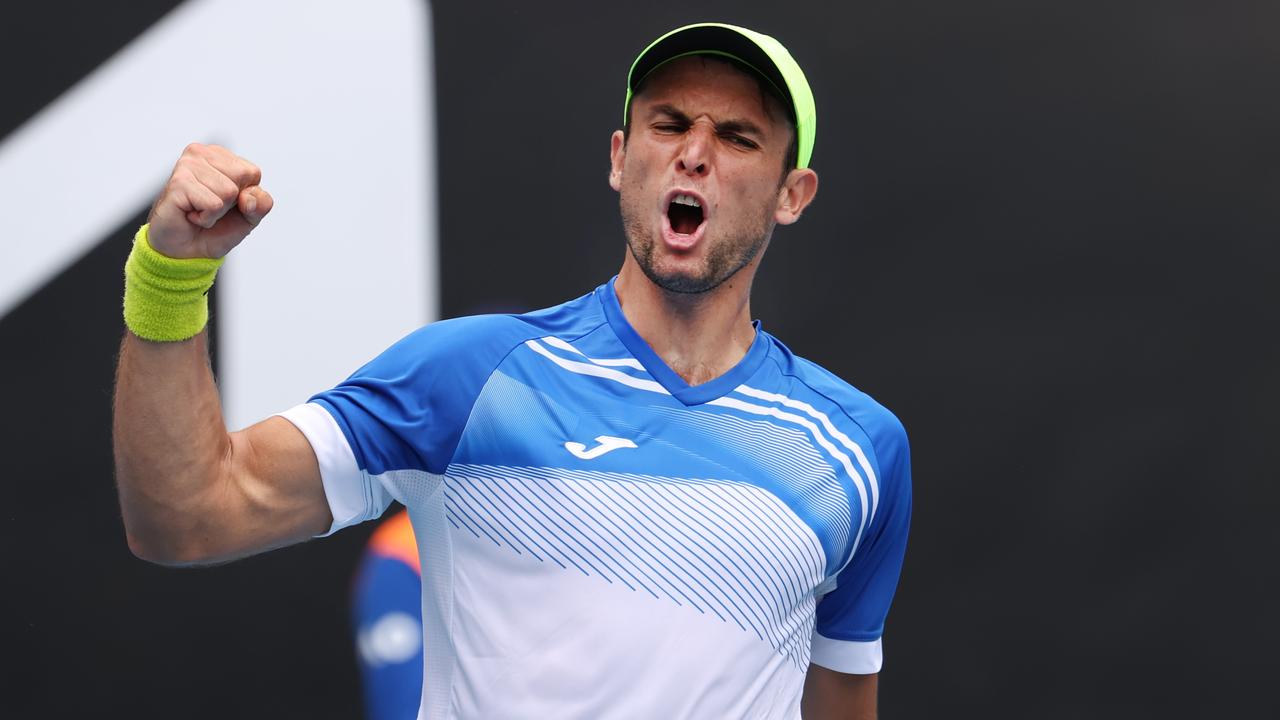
667, 193, 704, 235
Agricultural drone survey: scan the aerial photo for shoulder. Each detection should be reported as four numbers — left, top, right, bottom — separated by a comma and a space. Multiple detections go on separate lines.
759, 334, 909, 460
369, 288, 607, 373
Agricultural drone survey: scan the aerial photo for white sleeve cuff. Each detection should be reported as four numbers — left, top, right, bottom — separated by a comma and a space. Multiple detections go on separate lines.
277, 402, 376, 536
809, 632, 883, 674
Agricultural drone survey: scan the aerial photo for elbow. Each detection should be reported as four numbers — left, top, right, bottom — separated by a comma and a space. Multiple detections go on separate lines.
125, 529, 216, 568
117, 465, 231, 567
124, 530, 175, 566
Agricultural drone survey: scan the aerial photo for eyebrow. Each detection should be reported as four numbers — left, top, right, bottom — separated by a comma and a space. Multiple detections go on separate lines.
649, 103, 766, 139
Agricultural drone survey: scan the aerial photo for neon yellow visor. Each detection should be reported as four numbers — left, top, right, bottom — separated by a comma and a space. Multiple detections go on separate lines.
624, 22, 817, 169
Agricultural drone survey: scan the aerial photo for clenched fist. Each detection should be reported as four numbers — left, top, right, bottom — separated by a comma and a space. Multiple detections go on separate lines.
147, 143, 274, 259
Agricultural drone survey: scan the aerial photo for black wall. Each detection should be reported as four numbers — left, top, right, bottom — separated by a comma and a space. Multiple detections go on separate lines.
3, 1, 1277, 717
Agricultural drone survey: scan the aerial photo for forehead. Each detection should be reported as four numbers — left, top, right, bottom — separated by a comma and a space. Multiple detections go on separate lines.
633, 56, 787, 126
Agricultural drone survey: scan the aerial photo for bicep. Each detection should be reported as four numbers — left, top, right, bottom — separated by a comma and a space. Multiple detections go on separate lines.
208, 415, 331, 561
802, 665, 877, 720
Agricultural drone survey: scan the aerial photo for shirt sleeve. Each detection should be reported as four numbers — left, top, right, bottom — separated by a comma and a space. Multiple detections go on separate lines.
277, 315, 535, 534
811, 415, 912, 674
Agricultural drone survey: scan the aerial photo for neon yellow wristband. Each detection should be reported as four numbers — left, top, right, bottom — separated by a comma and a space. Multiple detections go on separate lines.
122, 224, 225, 342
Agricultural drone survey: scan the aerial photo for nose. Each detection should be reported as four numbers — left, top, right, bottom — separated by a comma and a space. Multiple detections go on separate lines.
676, 122, 713, 177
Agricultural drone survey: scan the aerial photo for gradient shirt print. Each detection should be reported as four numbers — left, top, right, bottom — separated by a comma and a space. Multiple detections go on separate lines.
281, 278, 911, 719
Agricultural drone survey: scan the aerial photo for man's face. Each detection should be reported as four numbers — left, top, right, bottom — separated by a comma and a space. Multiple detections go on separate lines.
610, 56, 809, 295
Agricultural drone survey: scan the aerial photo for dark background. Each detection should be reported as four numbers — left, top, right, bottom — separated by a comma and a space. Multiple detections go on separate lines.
3, 1, 1277, 717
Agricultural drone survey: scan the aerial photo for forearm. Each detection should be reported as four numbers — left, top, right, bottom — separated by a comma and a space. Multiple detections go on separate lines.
113, 329, 232, 564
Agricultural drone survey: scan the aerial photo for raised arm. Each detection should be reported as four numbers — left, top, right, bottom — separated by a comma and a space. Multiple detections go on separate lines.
113, 143, 331, 566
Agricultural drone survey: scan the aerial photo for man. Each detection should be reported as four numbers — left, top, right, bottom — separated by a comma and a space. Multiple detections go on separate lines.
114, 22, 911, 719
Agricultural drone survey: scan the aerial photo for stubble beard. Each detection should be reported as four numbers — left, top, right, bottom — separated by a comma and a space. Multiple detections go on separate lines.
619, 189, 775, 295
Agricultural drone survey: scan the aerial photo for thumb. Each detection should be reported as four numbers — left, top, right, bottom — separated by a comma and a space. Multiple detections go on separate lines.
238, 186, 275, 226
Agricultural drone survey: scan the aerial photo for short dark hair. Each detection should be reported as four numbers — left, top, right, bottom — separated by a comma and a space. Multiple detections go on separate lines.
622, 55, 800, 176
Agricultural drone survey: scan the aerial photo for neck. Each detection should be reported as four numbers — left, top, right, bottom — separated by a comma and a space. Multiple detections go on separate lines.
614, 254, 758, 386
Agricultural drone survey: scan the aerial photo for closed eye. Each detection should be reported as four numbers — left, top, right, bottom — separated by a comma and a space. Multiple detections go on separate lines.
652, 122, 688, 134
721, 133, 759, 150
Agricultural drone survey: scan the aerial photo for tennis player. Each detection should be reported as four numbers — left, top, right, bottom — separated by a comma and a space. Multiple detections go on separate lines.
114, 23, 911, 719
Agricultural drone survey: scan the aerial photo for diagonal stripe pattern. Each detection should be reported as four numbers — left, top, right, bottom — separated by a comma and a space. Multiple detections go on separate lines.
526, 335, 875, 570
648, 406, 851, 570
444, 464, 826, 668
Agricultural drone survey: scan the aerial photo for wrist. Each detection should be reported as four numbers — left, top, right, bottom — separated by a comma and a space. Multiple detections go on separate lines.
122, 224, 225, 342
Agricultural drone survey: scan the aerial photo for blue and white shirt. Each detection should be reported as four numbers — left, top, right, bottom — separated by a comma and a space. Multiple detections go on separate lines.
281, 278, 911, 719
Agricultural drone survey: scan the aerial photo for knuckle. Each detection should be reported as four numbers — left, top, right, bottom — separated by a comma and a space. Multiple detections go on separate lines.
173, 158, 198, 180
168, 168, 197, 195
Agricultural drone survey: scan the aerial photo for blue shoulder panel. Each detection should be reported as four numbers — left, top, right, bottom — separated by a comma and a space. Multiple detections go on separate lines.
788, 363, 911, 638
776, 353, 911, 643
311, 291, 605, 476
813, 434, 910, 642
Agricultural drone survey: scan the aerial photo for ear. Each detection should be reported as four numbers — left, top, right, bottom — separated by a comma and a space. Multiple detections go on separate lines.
609, 130, 626, 192
774, 168, 819, 225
